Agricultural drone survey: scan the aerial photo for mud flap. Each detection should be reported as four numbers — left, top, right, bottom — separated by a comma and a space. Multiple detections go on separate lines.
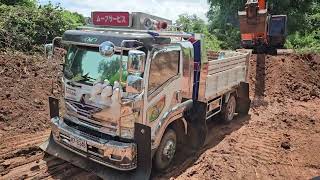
184, 101, 208, 151
41, 97, 152, 180
49, 97, 59, 119
236, 82, 251, 114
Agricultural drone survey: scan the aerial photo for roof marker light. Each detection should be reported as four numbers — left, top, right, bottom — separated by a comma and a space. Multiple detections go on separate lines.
144, 18, 168, 30
158, 22, 168, 30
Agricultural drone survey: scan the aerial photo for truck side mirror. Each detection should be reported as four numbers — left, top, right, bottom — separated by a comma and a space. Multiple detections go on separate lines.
44, 44, 53, 59
44, 37, 62, 59
126, 74, 144, 94
127, 50, 145, 74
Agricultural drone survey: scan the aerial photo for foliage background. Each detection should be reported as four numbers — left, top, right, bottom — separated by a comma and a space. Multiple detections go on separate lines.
0, 0, 319, 53
175, 14, 221, 51
0, 0, 85, 51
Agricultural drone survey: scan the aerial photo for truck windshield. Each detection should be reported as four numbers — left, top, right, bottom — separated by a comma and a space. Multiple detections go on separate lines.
64, 45, 128, 85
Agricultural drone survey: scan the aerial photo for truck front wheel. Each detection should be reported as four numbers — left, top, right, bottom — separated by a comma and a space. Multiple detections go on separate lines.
153, 129, 177, 172
221, 95, 236, 122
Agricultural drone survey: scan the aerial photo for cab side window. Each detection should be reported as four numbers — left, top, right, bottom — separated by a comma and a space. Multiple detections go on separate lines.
148, 50, 180, 95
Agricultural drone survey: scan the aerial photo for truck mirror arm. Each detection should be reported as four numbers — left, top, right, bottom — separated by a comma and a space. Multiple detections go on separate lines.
44, 37, 62, 60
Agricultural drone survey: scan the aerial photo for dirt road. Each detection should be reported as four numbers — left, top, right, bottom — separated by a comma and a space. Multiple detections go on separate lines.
0, 52, 319, 179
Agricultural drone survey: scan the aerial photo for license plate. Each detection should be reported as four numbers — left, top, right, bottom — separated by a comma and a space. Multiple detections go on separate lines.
70, 135, 87, 152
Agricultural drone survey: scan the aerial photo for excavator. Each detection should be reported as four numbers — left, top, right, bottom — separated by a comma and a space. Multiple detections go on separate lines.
239, 0, 287, 55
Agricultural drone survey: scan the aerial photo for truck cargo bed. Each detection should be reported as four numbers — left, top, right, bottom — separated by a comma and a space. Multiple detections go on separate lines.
200, 51, 250, 101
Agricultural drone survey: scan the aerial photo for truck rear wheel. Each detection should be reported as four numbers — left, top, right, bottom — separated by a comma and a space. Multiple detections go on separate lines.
153, 129, 176, 172
221, 95, 236, 122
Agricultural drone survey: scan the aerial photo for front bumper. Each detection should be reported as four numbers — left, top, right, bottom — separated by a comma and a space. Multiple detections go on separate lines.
50, 117, 137, 171
46, 97, 152, 179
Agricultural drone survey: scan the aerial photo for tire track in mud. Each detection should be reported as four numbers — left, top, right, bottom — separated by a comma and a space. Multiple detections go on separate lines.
0, 130, 98, 180
0, 130, 50, 156
3, 157, 98, 180
234, 129, 280, 164
231, 128, 283, 179
0, 131, 50, 178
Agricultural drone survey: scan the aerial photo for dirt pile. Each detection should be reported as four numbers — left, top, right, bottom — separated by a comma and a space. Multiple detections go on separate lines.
0, 51, 62, 137
250, 53, 320, 102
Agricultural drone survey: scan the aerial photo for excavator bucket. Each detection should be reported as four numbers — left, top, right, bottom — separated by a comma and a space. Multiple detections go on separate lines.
40, 98, 152, 180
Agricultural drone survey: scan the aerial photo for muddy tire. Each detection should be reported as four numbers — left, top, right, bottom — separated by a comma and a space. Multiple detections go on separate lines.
153, 129, 177, 172
221, 95, 237, 122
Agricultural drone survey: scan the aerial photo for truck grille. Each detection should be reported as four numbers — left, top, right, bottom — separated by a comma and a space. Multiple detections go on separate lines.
64, 118, 133, 144
64, 99, 119, 139
66, 100, 102, 119
64, 118, 113, 141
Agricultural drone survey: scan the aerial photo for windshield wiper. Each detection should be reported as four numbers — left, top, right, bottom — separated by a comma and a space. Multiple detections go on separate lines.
81, 75, 97, 81
67, 81, 82, 88
80, 74, 96, 82
71, 73, 96, 83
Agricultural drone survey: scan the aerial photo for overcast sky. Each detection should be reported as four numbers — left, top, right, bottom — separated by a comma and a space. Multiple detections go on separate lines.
38, 0, 209, 22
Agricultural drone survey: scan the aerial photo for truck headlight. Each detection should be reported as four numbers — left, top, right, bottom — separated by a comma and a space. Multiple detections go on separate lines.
101, 141, 137, 162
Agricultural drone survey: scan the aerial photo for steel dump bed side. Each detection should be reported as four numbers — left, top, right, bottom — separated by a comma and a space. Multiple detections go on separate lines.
198, 51, 250, 101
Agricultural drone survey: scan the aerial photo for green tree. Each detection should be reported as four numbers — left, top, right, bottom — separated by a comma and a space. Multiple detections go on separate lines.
0, 0, 36, 7
175, 14, 206, 33
175, 14, 221, 51
0, 3, 85, 51
207, 0, 247, 49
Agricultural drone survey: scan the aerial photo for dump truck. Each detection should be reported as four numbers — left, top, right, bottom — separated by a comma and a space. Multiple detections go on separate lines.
41, 12, 251, 180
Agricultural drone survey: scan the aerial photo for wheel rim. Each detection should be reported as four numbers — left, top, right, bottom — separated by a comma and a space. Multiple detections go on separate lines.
162, 139, 176, 161
227, 97, 236, 121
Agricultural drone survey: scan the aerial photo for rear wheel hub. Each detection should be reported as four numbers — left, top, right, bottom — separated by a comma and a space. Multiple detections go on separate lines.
163, 140, 176, 160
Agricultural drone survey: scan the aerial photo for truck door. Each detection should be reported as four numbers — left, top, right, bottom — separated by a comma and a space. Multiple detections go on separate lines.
143, 44, 183, 148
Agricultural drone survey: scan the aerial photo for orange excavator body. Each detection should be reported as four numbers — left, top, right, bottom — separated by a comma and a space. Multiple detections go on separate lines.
258, 0, 266, 10
239, 0, 287, 54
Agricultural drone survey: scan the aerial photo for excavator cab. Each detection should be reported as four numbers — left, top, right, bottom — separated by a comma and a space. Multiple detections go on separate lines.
267, 15, 287, 48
